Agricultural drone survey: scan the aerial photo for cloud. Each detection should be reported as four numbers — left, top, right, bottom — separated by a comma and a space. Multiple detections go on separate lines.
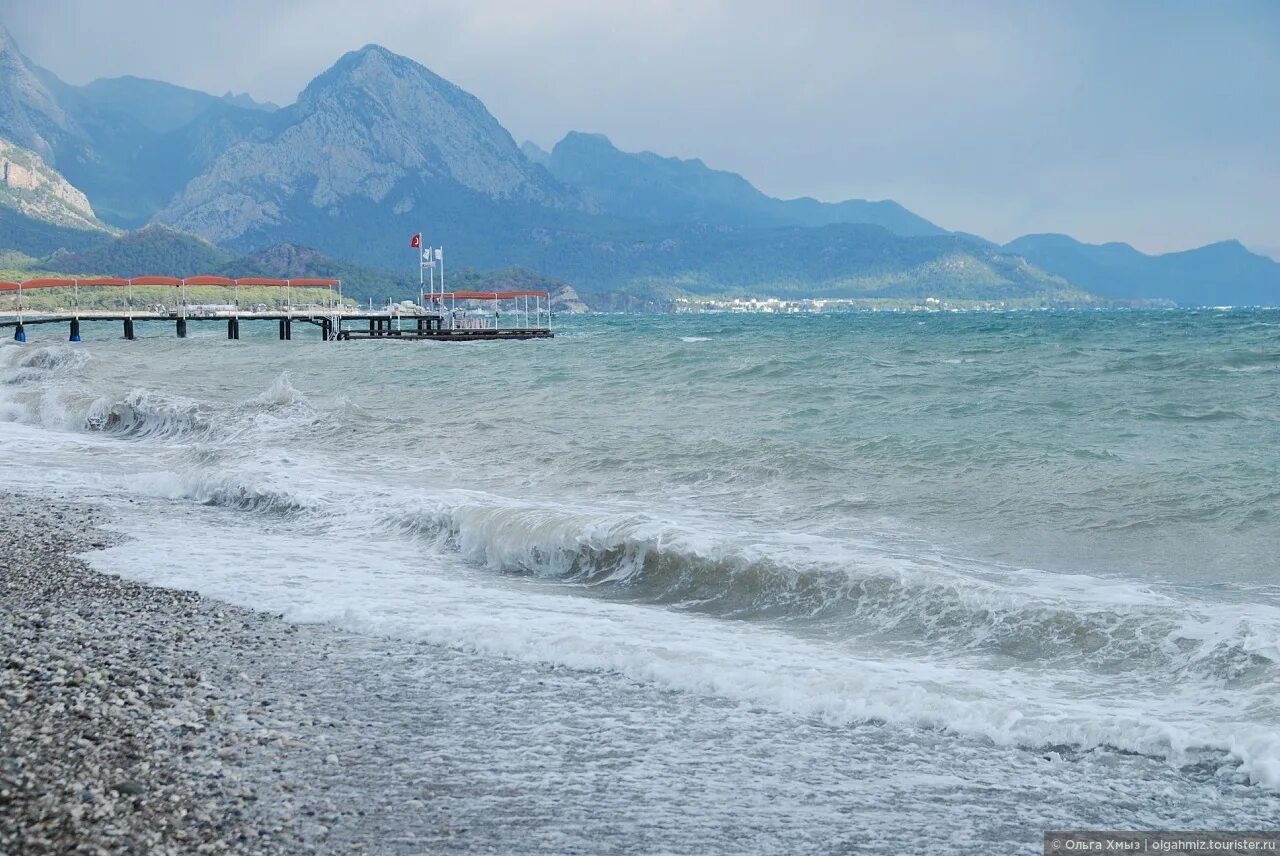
5, 0, 1277, 253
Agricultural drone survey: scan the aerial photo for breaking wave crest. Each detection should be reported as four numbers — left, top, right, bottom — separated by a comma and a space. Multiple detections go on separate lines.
83, 374, 319, 442
128, 469, 318, 517
85, 391, 215, 440
396, 500, 1280, 687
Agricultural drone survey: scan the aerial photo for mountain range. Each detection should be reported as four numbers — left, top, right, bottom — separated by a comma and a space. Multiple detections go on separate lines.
1, 22, 1277, 308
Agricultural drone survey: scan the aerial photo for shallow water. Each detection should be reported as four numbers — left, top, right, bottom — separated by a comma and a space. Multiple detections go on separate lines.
2, 309, 1278, 846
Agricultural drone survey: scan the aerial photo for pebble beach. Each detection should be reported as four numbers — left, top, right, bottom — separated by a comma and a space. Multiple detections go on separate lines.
0, 495, 378, 853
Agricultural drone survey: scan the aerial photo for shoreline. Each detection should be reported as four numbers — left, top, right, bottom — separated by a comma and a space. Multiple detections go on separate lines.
0, 493, 388, 853
4, 491, 1277, 854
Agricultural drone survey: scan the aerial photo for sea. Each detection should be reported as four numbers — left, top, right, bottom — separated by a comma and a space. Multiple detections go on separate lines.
1, 308, 1277, 851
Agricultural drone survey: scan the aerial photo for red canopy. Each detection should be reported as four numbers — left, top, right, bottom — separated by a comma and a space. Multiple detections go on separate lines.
19, 278, 78, 290
443, 290, 550, 301
1, 275, 339, 291
276, 278, 339, 288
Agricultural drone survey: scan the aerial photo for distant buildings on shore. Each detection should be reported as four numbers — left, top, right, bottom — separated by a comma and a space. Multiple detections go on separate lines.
672, 295, 1039, 314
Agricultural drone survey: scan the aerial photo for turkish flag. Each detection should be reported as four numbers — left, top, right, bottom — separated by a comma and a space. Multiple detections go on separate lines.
410, 233, 421, 248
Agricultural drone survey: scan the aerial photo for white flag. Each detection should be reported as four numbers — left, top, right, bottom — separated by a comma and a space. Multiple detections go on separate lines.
421, 249, 431, 262
435, 248, 443, 261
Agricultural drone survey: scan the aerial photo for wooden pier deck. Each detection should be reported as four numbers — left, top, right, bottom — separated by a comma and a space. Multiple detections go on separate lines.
0, 277, 554, 343
0, 311, 553, 342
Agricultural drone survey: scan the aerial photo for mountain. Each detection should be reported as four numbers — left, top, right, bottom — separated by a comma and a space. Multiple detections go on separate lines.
544, 131, 945, 236
0, 138, 116, 257
152, 44, 1023, 301
1004, 234, 1280, 306
220, 92, 278, 113
7, 25, 1269, 307
158, 44, 581, 248
498, 221, 1085, 302
1, 138, 110, 231
520, 140, 550, 166
44, 223, 236, 277
0, 23, 80, 166
48, 76, 278, 228
0, 29, 277, 229
71, 76, 254, 134
0, 207, 113, 260
222, 242, 406, 306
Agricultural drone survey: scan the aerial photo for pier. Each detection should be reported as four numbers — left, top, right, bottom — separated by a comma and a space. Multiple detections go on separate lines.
0, 277, 553, 342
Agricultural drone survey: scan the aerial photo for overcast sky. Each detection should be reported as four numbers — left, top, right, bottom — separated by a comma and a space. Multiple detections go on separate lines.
6, 0, 1278, 256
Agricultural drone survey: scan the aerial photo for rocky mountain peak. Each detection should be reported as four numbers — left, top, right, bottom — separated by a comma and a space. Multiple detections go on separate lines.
0, 137, 106, 232
0, 24, 78, 164
159, 43, 579, 244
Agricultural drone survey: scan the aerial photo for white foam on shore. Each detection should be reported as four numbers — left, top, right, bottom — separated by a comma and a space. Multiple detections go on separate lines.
83, 503, 1280, 790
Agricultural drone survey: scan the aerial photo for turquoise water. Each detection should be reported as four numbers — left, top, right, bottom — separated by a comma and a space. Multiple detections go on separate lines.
1, 308, 1277, 848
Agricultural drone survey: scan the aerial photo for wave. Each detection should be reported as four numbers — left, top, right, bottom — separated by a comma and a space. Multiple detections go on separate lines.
85, 390, 215, 440
250, 371, 309, 407
0, 344, 91, 390
76, 475, 1280, 790
102, 484, 1279, 789
0, 343, 90, 373
127, 469, 320, 518
82, 373, 320, 443
392, 499, 1280, 689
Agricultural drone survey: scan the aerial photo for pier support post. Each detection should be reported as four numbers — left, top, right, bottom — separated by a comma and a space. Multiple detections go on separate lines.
14, 323, 26, 343
279, 318, 292, 340
320, 319, 330, 340
227, 319, 240, 340
416, 318, 424, 335
176, 318, 187, 339
124, 319, 135, 340
69, 319, 81, 342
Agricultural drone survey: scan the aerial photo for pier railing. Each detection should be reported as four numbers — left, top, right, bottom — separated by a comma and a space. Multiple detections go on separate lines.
0, 277, 554, 342
427, 290, 552, 331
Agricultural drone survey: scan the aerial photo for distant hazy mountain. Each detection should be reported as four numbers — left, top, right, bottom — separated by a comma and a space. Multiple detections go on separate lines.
544, 131, 945, 236
495, 221, 1082, 302
49, 78, 275, 228
0, 28, 276, 228
70, 76, 267, 134
0, 24, 80, 166
142, 46, 1073, 302
520, 140, 551, 166
1004, 234, 1280, 306
3, 23, 1273, 306
158, 45, 582, 247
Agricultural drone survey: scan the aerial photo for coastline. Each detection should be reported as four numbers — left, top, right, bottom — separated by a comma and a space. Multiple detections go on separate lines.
0, 493, 386, 853
3, 491, 1276, 854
